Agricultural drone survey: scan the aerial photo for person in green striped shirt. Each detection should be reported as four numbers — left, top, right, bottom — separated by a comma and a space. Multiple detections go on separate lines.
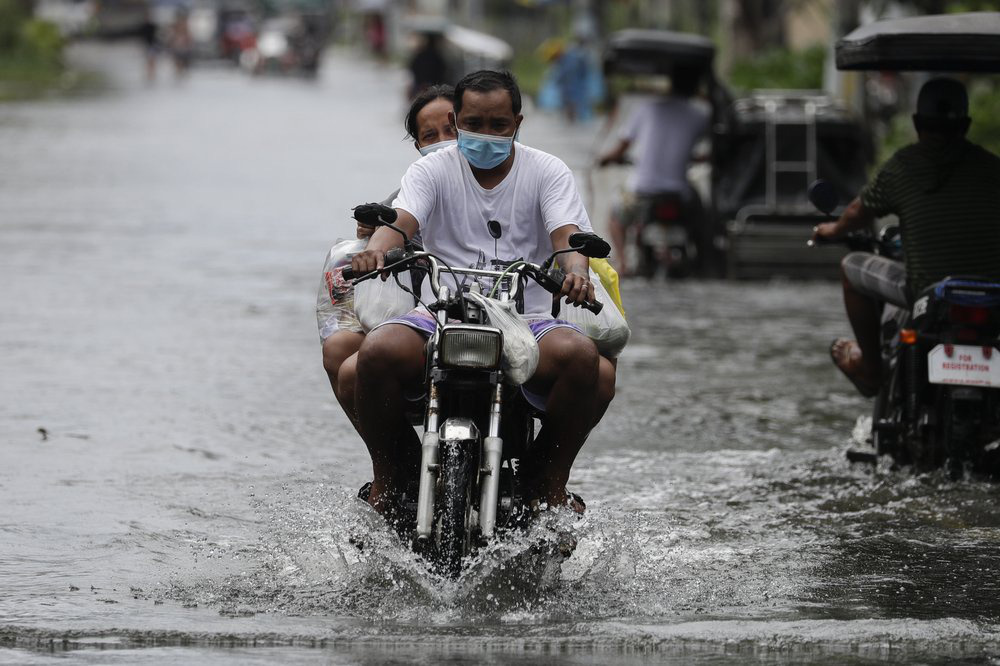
812, 77, 1000, 397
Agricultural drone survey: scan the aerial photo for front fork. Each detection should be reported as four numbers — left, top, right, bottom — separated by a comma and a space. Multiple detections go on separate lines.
415, 382, 441, 540
414, 381, 505, 541
478, 383, 504, 538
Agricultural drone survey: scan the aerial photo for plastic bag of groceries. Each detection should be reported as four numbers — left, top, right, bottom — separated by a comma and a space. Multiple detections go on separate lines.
354, 270, 417, 333
467, 291, 539, 386
317, 238, 417, 338
557, 261, 631, 358
316, 239, 366, 341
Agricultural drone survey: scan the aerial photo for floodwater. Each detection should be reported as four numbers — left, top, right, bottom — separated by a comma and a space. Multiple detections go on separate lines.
2, 44, 1000, 665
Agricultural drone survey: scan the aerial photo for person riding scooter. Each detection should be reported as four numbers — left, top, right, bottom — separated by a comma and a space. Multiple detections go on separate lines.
812, 77, 1000, 396
598, 64, 710, 276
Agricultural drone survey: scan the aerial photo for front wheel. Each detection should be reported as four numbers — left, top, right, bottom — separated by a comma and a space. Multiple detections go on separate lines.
435, 440, 475, 576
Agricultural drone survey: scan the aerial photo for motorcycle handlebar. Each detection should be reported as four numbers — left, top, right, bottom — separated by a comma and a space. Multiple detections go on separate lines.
542, 266, 603, 314
344, 251, 604, 314
808, 230, 874, 253
341, 247, 405, 282
352, 202, 397, 228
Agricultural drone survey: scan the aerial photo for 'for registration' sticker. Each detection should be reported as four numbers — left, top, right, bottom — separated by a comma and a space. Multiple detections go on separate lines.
928, 344, 1000, 387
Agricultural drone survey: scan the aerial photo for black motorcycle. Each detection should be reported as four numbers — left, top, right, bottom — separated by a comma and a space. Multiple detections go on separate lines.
632, 191, 703, 279
344, 204, 608, 575
809, 181, 1000, 477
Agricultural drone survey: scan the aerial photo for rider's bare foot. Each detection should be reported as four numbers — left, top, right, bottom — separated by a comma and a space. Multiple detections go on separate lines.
829, 338, 879, 397
364, 480, 399, 517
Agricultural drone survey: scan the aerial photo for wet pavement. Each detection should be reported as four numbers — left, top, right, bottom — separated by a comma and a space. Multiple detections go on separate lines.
2, 43, 1000, 665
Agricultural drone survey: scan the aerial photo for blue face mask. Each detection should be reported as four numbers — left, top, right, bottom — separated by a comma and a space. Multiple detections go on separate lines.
457, 129, 515, 169
417, 139, 456, 157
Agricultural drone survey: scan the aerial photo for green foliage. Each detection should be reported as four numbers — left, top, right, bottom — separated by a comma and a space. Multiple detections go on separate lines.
20, 19, 64, 63
0, 0, 66, 100
0, 0, 28, 52
727, 44, 826, 92
510, 50, 546, 98
878, 112, 916, 166
877, 78, 1000, 165
967, 80, 1000, 155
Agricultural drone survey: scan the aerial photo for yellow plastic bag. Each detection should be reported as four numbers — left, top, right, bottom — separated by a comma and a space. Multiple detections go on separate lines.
589, 258, 626, 318
556, 260, 631, 358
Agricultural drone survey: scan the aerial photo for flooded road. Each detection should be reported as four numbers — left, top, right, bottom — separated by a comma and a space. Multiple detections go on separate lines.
3, 44, 1000, 664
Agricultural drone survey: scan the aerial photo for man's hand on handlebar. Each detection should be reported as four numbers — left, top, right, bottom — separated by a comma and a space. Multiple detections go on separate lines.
561, 270, 596, 307
350, 247, 386, 278
811, 221, 843, 245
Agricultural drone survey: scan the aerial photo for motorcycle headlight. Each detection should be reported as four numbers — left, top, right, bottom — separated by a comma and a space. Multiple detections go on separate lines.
439, 325, 502, 370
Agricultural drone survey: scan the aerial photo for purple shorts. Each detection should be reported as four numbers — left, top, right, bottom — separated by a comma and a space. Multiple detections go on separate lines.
375, 309, 581, 411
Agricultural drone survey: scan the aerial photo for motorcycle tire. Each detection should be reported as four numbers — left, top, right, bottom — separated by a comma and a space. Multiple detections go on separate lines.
435, 440, 475, 577
872, 362, 901, 458
665, 246, 691, 280
636, 243, 658, 279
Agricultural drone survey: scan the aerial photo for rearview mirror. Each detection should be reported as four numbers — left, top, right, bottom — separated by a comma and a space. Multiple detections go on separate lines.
569, 232, 611, 259
352, 202, 399, 228
807, 179, 839, 216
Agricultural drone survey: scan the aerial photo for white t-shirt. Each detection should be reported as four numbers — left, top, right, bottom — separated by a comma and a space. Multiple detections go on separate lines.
392, 143, 592, 317
621, 95, 710, 195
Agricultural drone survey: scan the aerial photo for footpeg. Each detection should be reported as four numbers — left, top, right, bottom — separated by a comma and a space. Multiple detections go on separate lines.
846, 448, 878, 464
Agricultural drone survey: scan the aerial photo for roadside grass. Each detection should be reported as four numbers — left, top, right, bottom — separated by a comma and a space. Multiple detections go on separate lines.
510, 50, 546, 99
0, 55, 104, 101
0, 55, 64, 100
0, 4, 101, 102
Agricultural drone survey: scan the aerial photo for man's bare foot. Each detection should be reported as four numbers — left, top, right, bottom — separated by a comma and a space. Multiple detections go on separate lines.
829, 338, 879, 397
363, 480, 400, 517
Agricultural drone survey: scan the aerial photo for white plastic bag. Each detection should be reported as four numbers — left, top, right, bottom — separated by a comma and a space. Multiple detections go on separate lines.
558, 267, 631, 358
316, 239, 367, 341
467, 292, 539, 386
354, 271, 417, 333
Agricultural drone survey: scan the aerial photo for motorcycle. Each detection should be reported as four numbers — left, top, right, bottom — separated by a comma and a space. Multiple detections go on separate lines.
631, 190, 702, 279
343, 204, 608, 575
809, 180, 1000, 477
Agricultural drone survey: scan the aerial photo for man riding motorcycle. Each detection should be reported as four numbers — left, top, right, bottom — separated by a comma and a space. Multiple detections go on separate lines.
348, 70, 616, 517
812, 77, 1000, 396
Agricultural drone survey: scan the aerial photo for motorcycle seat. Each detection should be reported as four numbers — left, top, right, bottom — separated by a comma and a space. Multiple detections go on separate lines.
925, 276, 1000, 308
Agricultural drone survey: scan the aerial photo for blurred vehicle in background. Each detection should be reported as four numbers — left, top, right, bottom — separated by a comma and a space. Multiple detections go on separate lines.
716, 90, 870, 279
219, 6, 256, 62
34, 0, 95, 37
443, 24, 511, 77
186, 3, 219, 59
600, 26, 871, 280
402, 16, 512, 97
89, 0, 147, 37
241, 11, 328, 77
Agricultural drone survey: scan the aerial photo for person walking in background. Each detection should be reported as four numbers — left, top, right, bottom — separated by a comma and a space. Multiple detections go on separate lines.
364, 11, 387, 63
553, 36, 593, 123
538, 35, 601, 123
408, 32, 448, 99
138, 8, 159, 83
168, 8, 192, 79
